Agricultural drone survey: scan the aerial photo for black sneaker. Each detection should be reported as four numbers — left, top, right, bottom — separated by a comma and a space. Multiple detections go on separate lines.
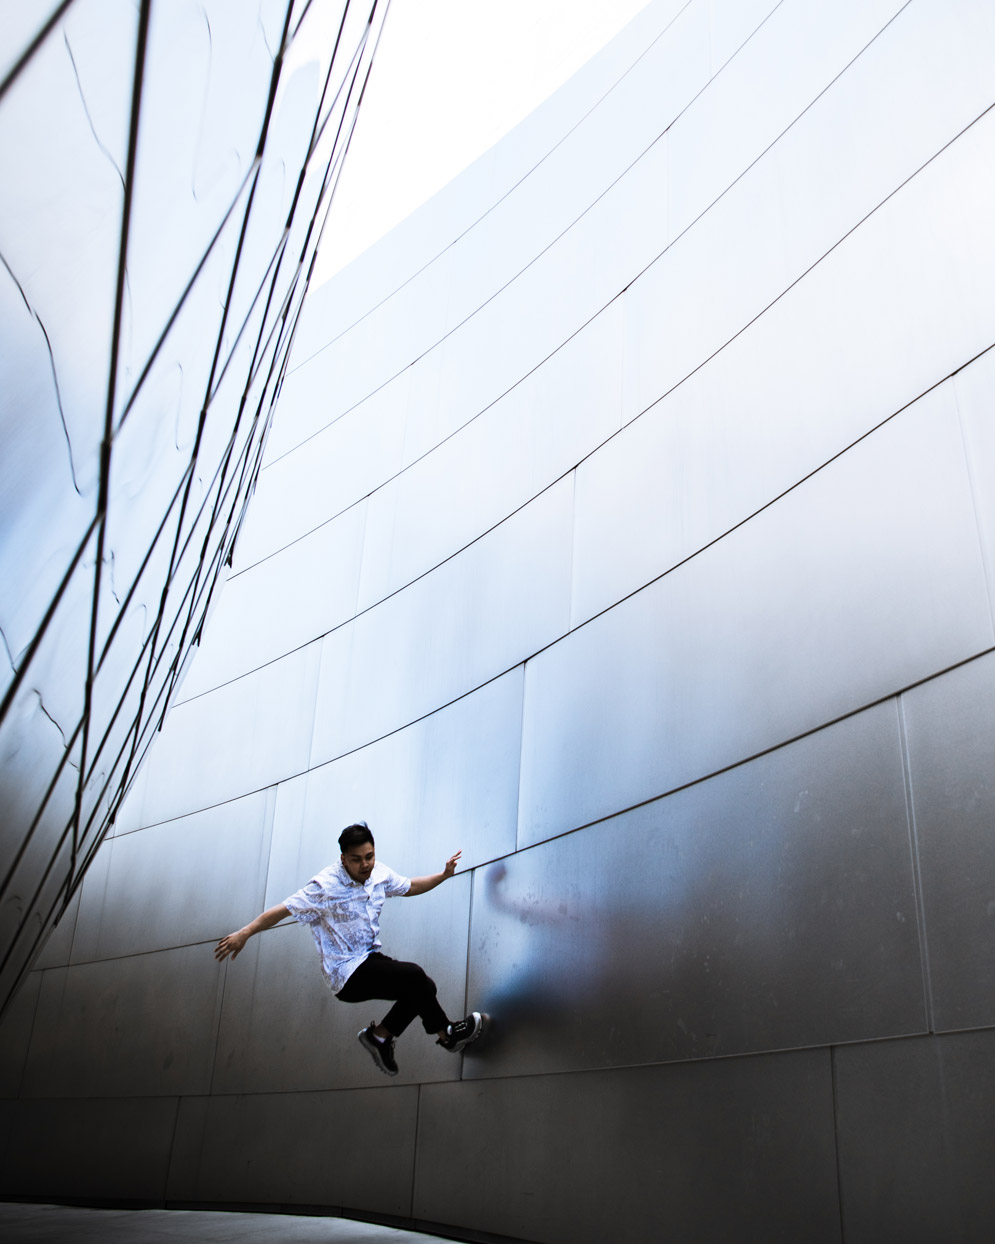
358, 1024, 398, 1076
438, 1011, 486, 1053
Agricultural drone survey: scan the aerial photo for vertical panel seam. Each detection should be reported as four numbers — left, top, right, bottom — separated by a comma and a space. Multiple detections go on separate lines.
566, 468, 579, 633
896, 694, 935, 1033
830, 1046, 848, 1244
461, 868, 475, 1048
13, 971, 45, 1100
207, 959, 230, 1098
163, 1093, 183, 1207
950, 371, 995, 641
514, 661, 529, 852
409, 1082, 421, 1219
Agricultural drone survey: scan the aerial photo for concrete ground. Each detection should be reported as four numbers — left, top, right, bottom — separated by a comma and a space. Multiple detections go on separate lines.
0, 1204, 459, 1244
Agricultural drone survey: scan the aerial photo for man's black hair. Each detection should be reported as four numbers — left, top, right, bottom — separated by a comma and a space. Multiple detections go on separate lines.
338, 821, 374, 853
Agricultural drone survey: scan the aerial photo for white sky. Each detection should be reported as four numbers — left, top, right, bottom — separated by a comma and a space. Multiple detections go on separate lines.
313, 0, 652, 283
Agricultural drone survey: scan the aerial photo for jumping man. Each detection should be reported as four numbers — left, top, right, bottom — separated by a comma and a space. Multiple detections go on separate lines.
214, 822, 484, 1076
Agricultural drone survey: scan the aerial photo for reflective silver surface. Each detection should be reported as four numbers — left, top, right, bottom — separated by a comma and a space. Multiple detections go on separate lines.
5, 0, 995, 1236
310, 479, 572, 763
835, 1031, 995, 1244
901, 651, 995, 1032
180, 505, 367, 700
954, 345, 995, 618
70, 789, 276, 963
665, 0, 907, 249
265, 671, 523, 900
139, 641, 321, 827
0, 0, 393, 1011
414, 1051, 840, 1244
212, 872, 470, 1094
21, 944, 225, 1098
523, 381, 993, 844
357, 307, 623, 612
469, 701, 925, 1079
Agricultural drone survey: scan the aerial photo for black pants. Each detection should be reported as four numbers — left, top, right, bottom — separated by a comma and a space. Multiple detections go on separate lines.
336, 952, 449, 1037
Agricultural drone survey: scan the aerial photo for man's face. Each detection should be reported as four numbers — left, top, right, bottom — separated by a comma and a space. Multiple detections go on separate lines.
341, 842, 375, 883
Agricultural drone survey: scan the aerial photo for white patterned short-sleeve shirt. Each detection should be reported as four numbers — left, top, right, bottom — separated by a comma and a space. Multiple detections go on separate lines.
283, 860, 411, 991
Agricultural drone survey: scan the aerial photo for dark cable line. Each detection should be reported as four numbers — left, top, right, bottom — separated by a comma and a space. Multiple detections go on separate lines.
0, 0, 80, 103
0, 461, 262, 992
0, 17, 369, 735
0, 0, 394, 1016
69, 0, 152, 884
156, 0, 361, 719
0, 15, 374, 726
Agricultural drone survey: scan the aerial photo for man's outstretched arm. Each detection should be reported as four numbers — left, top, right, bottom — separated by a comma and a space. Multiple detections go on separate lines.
406, 850, 461, 897
214, 903, 291, 961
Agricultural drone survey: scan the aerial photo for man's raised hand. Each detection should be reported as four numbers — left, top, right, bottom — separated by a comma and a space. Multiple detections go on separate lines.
214, 929, 248, 962
443, 850, 462, 878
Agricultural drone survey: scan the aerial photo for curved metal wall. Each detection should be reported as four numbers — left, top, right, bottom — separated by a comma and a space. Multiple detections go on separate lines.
4, 1, 995, 1240
0, 0, 392, 1015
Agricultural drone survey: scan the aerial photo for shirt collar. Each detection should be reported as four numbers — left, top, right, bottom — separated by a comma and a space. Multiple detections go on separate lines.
335, 860, 375, 888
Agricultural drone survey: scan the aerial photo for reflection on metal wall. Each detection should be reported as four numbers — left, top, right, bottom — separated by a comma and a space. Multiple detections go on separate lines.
0, 0, 392, 1014
3, 0, 995, 1240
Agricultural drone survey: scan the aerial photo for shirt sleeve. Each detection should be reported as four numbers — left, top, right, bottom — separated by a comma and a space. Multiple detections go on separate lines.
382, 866, 411, 897
283, 879, 327, 924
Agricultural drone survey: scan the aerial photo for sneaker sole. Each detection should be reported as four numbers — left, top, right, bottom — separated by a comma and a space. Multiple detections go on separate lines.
357, 1028, 399, 1076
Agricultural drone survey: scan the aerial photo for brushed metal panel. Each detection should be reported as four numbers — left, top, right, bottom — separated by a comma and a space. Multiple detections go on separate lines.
415, 1051, 840, 1244
0, 802, 79, 1016
266, 670, 522, 902
0, 6, 132, 612
168, 1085, 417, 1215
124, 0, 273, 378
0, 969, 40, 1097
665, 0, 907, 248
0, 678, 82, 891
1, 5, 66, 81
0, 529, 94, 763
631, 65, 995, 426
584, 0, 995, 623
0, 1096, 178, 1201
358, 304, 622, 611
21, 944, 226, 1098
312, 478, 572, 763
213, 873, 470, 1093
766, 0, 995, 279
101, 256, 225, 606
426, 224, 625, 459
434, 0, 708, 338
901, 651, 995, 1031
180, 503, 366, 700
708, 0, 781, 70
0, 278, 95, 691
34, 888, 79, 969
244, 382, 404, 568
109, 760, 151, 837
70, 788, 275, 963
263, 313, 416, 469
835, 1031, 995, 1244
470, 701, 924, 1079
525, 380, 994, 844
139, 640, 321, 826
955, 346, 995, 620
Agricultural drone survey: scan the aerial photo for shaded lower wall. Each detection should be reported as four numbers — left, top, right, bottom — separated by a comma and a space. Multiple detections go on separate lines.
3, 652, 995, 1241
4, 0, 995, 1240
